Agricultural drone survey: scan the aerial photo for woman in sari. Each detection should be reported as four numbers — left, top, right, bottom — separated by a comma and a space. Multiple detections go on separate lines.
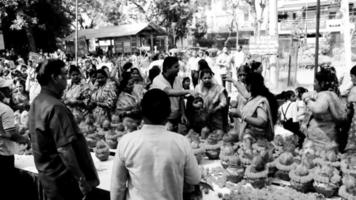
12, 80, 29, 112
116, 72, 140, 117
344, 65, 356, 155
229, 72, 278, 143
195, 69, 227, 131
302, 68, 347, 154
63, 65, 91, 120
130, 67, 146, 100
228, 65, 251, 139
90, 69, 117, 125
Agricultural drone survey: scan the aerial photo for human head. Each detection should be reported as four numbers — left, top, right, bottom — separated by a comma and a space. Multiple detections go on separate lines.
162, 56, 179, 80
192, 96, 203, 109
16, 79, 26, 93
315, 68, 339, 93
245, 72, 278, 124
96, 68, 108, 86
69, 65, 81, 84
251, 61, 263, 74
101, 66, 110, 77
182, 77, 191, 90
238, 45, 243, 51
350, 65, 356, 86
148, 66, 161, 82
237, 64, 251, 83
284, 90, 296, 102
295, 87, 308, 99
130, 67, 143, 82
245, 72, 265, 97
200, 69, 214, 88
37, 59, 67, 94
89, 70, 97, 83
141, 89, 171, 125
198, 59, 211, 72
120, 74, 135, 94
123, 62, 133, 72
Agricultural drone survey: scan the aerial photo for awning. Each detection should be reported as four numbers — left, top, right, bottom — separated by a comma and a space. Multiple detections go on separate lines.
65, 23, 166, 41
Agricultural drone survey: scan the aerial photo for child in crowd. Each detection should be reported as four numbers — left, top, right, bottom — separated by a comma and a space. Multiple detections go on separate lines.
295, 87, 308, 123
182, 77, 191, 90
186, 96, 207, 134
278, 89, 305, 147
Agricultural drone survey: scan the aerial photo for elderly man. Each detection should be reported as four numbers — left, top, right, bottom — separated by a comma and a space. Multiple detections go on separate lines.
111, 89, 201, 200
29, 60, 99, 200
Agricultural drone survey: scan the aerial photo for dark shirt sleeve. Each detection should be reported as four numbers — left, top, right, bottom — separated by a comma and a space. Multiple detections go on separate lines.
49, 105, 77, 148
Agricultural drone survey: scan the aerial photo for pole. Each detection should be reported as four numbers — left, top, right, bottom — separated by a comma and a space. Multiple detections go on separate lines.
75, 0, 78, 66
339, 0, 352, 96
268, 0, 278, 90
314, 0, 320, 78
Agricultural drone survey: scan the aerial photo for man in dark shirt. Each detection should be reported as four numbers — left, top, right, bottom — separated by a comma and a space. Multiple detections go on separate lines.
29, 60, 99, 200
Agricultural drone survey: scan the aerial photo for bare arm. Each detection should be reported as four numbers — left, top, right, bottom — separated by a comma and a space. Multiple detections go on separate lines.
232, 80, 251, 99
244, 107, 268, 128
164, 88, 191, 97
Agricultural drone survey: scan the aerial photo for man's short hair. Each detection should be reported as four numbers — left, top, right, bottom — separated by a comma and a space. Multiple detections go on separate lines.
162, 56, 178, 73
37, 59, 66, 86
141, 89, 171, 124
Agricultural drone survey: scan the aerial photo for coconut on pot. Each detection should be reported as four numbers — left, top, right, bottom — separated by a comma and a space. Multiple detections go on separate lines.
275, 151, 296, 181
289, 154, 315, 193
313, 164, 341, 198
244, 154, 269, 189
204, 132, 221, 160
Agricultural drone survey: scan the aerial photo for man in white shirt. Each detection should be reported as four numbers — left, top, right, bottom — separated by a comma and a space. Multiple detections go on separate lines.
111, 89, 201, 200
232, 46, 245, 79
150, 57, 194, 131
215, 47, 231, 90
187, 50, 199, 87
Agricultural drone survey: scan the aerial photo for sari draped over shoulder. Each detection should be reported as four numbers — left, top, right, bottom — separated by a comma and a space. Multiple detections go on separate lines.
63, 81, 91, 119
91, 81, 117, 125
346, 86, 356, 154
195, 82, 227, 131
303, 91, 347, 153
240, 96, 274, 142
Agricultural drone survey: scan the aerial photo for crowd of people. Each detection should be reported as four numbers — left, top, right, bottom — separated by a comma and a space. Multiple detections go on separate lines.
1, 46, 356, 200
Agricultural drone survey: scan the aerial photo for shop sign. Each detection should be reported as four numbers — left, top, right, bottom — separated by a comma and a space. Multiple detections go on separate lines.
249, 36, 278, 55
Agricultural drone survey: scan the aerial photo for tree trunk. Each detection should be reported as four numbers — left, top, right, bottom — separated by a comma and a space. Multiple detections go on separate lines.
25, 26, 36, 52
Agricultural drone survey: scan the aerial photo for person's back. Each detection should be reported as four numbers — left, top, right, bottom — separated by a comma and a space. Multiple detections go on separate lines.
111, 89, 200, 200
117, 126, 199, 200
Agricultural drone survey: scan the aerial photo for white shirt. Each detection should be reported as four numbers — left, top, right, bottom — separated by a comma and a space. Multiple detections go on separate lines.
233, 51, 245, 68
278, 100, 298, 123
111, 125, 201, 200
150, 74, 183, 120
215, 53, 231, 75
187, 57, 199, 71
